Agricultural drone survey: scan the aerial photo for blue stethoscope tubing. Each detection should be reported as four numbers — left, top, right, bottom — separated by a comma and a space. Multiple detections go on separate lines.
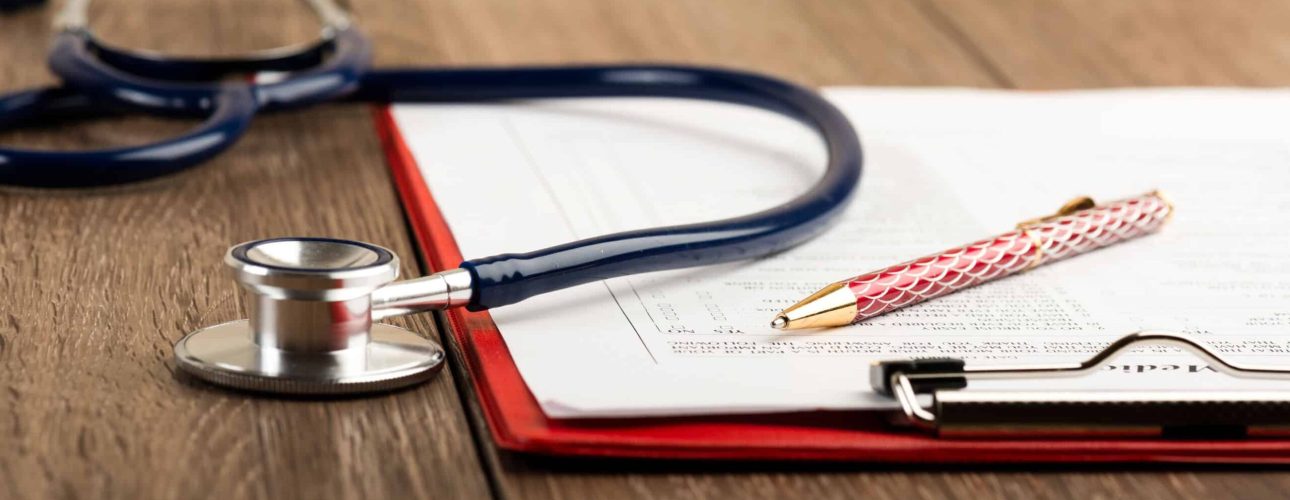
352, 68, 862, 311
48, 26, 372, 116
0, 84, 257, 187
5, 3, 864, 312
0, 0, 365, 187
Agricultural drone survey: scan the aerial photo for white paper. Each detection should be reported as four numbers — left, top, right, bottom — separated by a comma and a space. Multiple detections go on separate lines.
391, 88, 1290, 418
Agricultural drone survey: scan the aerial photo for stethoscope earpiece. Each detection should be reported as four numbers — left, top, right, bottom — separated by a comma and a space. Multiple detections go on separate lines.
174, 238, 454, 395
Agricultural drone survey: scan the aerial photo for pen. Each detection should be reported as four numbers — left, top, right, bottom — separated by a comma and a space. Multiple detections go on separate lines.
770, 191, 1174, 330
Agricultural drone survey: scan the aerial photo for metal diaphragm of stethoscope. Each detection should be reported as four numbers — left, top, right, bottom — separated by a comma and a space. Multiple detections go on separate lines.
0, 0, 864, 395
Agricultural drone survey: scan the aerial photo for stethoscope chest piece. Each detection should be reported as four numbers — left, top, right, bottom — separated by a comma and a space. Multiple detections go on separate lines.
174, 238, 445, 395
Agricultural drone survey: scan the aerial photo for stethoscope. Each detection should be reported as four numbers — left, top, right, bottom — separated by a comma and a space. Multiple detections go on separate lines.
0, 0, 863, 395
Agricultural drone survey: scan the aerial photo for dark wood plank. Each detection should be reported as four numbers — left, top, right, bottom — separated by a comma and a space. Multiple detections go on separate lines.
0, 1, 490, 499
355, 0, 999, 86
923, 0, 1290, 88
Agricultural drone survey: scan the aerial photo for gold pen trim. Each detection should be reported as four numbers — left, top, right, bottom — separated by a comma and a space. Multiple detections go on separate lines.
1018, 227, 1048, 271
771, 281, 857, 330
1015, 195, 1096, 271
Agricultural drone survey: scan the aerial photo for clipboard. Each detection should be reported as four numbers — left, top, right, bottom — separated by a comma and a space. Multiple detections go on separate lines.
374, 107, 1290, 464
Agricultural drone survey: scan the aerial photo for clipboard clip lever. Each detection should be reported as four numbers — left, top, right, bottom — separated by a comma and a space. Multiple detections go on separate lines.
872, 331, 1290, 438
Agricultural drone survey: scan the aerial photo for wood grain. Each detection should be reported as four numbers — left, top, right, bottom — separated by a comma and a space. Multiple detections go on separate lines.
925, 0, 1290, 88
3, 1, 1290, 499
0, 1, 489, 499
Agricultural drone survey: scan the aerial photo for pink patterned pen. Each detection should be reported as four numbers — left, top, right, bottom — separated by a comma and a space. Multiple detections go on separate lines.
771, 191, 1174, 330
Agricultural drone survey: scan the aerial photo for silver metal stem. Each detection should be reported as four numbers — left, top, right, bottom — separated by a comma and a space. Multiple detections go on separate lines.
370, 268, 474, 321
53, 0, 90, 31
304, 0, 352, 29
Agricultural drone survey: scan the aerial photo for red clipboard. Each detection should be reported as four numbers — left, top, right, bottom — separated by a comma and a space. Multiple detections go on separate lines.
374, 106, 1290, 463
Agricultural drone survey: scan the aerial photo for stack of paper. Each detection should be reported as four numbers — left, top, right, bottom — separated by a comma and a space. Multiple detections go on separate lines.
390, 88, 1290, 418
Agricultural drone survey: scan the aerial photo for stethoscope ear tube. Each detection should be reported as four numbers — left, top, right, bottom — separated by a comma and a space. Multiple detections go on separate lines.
45, 0, 368, 116
47, 28, 371, 116
84, 36, 338, 83
0, 84, 256, 187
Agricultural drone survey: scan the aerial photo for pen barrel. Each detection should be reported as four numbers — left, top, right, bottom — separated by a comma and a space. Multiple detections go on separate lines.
848, 192, 1173, 322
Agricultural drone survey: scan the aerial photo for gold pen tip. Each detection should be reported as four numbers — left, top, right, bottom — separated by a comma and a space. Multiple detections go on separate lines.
770, 315, 788, 329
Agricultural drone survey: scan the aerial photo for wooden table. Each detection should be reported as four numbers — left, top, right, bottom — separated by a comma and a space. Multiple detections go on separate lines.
2, 1, 1287, 498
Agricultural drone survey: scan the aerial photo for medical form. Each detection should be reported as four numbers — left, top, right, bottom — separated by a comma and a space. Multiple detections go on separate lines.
390, 89, 1290, 418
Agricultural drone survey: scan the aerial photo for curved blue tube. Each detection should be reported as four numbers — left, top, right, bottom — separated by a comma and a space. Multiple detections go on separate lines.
46, 27, 370, 116
88, 36, 335, 82
353, 66, 862, 311
0, 85, 256, 187
35, 24, 863, 310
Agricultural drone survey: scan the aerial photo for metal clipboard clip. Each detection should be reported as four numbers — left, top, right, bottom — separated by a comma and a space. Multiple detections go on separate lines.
872, 331, 1290, 438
